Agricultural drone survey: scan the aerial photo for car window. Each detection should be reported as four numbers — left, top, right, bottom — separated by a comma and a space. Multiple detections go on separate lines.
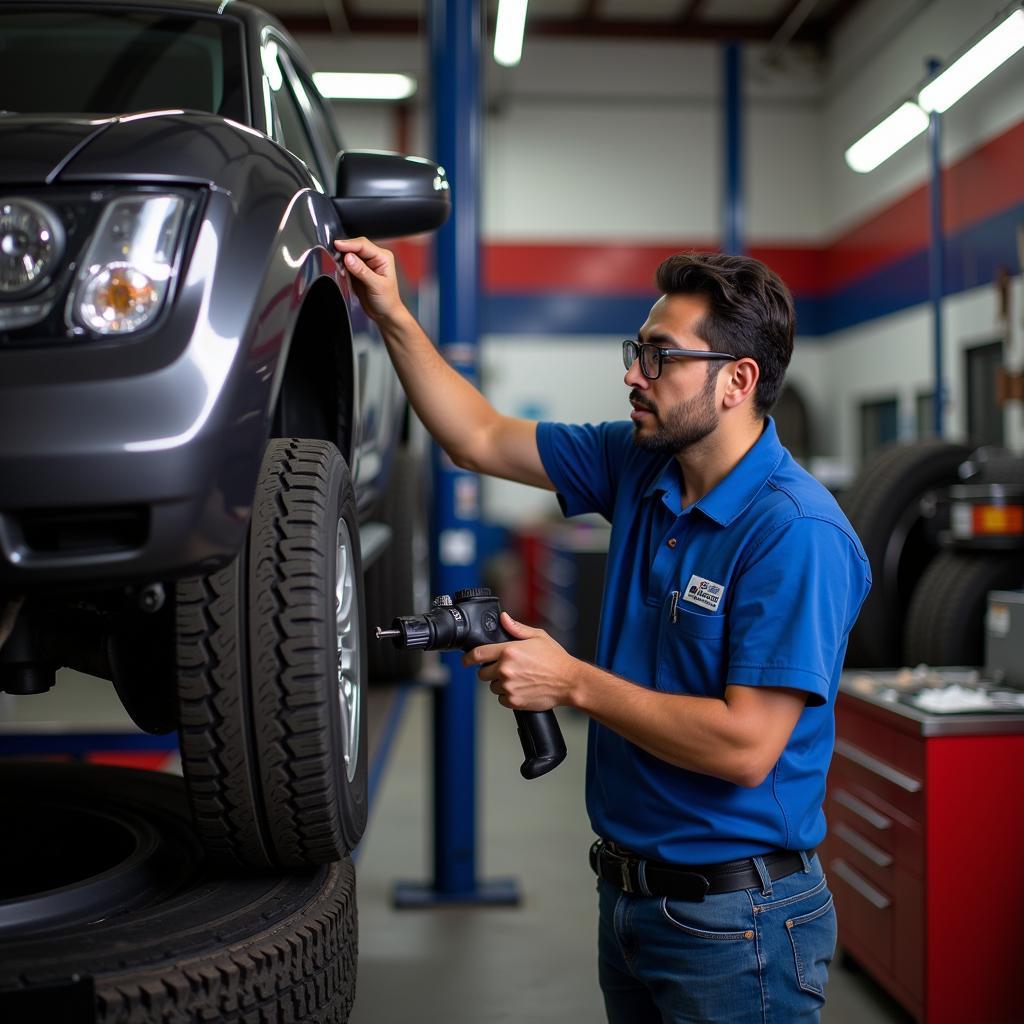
293, 65, 343, 170
0, 7, 245, 120
260, 37, 325, 187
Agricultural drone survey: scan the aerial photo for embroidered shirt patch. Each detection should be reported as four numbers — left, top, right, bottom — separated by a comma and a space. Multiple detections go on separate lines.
681, 574, 725, 612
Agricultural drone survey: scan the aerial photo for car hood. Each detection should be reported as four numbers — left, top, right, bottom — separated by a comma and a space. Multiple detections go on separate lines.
0, 112, 286, 190
0, 115, 115, 185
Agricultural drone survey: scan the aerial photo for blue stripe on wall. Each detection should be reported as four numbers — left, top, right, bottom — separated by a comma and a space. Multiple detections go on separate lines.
483, 201, 1024, 339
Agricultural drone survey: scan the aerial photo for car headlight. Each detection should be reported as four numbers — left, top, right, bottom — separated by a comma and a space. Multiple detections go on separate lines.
69, 194, 188, 335
0, 198, 65, 296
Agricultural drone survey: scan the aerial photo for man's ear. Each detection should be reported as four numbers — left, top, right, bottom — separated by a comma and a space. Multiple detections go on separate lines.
721, 357, 759, 409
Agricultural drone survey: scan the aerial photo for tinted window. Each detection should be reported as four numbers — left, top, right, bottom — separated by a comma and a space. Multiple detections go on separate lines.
263, 40, 323, 183
0, 9, 245, 121
295, 66, 342, 164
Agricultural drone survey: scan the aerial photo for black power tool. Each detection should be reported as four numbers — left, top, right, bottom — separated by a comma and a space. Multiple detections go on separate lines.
375, 587, 567, 779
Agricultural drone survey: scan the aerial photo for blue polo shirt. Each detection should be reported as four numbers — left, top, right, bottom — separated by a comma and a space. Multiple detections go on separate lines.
536, 417, 871, 863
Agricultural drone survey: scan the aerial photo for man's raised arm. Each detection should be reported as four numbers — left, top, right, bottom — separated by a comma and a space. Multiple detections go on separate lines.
334, 237, 553, 491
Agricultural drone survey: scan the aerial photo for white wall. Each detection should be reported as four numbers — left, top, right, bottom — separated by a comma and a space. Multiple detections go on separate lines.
298, 32, 827, 241
818, 278, 1024, 466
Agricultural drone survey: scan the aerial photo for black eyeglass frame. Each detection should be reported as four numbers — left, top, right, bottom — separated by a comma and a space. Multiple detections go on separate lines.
622, 339, 736, 380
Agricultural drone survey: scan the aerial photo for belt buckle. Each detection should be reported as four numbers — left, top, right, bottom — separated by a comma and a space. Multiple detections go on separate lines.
619, 858, 633, 894
601, 843, 634, 894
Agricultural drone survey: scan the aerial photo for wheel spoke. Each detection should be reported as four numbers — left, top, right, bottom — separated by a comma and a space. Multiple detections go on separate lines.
335, 519, 361, 783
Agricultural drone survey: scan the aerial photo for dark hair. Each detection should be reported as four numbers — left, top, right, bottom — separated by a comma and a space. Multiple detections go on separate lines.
655, 252, 795, 417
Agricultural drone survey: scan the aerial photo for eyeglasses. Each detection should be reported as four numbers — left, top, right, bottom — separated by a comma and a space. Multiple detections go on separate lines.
622, 340, 736, 381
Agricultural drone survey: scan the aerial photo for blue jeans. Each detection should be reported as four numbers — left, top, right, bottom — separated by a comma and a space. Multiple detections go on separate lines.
597, 852, 836, 1024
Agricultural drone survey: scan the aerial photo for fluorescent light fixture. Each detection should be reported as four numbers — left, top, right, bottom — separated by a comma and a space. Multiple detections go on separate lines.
845, 101, 929, 173
313, 72, 417, 101
918, 8, 1024, 113
494, 0, 529, 67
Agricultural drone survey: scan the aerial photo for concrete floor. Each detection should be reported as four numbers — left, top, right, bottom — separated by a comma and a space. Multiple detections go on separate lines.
354, 684, 914, 1024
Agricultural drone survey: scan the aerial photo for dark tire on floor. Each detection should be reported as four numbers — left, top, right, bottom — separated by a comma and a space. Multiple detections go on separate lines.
365, 446, 431, 682
840, 440, 974, 668
903, 550, 1024, 667
0, 763, 357, 1024
177, 438, 368, 870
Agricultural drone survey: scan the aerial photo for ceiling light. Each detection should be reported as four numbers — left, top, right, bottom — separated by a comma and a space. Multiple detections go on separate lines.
918, 8, 1024, 113
494, 0, 529, 67
844, 101, 929, 174
313, 73, 417, 101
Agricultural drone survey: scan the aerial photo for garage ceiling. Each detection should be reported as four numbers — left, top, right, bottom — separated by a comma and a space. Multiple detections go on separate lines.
263, 0, 865, 48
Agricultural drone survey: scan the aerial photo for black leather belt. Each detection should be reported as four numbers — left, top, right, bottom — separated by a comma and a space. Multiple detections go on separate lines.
589, 839, 809, 901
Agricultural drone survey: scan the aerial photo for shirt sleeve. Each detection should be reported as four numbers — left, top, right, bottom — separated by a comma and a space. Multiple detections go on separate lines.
536, 421, 631, 521
726, 517, 871, 706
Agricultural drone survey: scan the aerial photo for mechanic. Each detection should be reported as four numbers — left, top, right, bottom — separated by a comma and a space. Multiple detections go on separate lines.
335, 235, 871, 1024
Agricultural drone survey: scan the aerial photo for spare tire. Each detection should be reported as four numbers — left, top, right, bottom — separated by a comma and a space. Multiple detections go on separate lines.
903, 551, 1024, 667
840, 440, 974, 668
0, 762, 357, 1024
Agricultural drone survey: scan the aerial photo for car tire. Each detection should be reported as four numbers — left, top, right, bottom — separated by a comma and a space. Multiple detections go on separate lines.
840, 440, 974, 668
0, 762, 357, 1024
177, 438, 368, 870
365, 446, 431, 682
903, 551, 1024, 667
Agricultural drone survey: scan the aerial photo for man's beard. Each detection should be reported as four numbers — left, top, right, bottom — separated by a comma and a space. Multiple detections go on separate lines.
630, 370, 719, 455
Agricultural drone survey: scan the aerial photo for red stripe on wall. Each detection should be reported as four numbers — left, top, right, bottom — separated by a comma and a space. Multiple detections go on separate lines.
484, 242, 713, 293
943, 119, 1024, 240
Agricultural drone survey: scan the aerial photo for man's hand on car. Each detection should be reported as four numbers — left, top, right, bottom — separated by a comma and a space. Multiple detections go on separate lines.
334, 237, 407, 326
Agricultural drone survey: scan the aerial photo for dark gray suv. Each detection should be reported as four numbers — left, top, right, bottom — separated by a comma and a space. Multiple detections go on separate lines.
0, 1, 447, 870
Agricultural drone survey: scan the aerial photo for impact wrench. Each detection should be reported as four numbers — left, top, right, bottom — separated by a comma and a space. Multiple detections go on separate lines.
375, 587, 567, 779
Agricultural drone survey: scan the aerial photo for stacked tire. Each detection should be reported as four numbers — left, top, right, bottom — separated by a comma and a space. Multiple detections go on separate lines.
841, 440, 1024, 669
840, 440, 973, 668
902, 450, 1024, 667
0, 764, 357, 1023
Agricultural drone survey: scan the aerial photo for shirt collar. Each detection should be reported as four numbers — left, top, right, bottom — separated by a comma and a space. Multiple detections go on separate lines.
643, 417, 785, 526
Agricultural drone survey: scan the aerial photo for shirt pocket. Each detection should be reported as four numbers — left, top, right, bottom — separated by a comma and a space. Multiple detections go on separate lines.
655, 602, 728, 697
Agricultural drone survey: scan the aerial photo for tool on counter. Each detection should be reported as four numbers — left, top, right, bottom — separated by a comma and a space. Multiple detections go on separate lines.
376, 587, 567, 779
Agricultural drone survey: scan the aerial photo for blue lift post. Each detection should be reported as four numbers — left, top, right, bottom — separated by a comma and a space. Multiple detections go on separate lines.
927, 57, 946, 438
722, 41, 744, 256
393, 0, 520, 908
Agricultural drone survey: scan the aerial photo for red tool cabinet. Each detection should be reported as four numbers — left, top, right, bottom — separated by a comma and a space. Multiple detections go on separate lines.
822, 684, 1024, 1023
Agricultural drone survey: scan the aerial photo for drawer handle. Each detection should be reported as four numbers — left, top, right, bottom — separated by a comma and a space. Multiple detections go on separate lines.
833, 822, 893, 867
830, 858, 891, 910
832, 788, 891, 830
834, 739, 922, 793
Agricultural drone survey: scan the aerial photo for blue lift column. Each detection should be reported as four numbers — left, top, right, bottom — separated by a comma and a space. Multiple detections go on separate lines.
926, 58, 946, 438
722, 41, 744, 256
393, 0, 519, 908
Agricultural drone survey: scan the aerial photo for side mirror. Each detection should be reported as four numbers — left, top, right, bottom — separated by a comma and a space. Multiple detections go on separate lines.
333, 150, 451, 238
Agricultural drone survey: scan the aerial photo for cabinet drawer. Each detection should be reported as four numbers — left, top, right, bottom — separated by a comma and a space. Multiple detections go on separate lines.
828, 856, 893, 971
826, 777, 924, 876
829, 814, 896, 892
830, 736, 924, 823
835, 696, 925, 778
